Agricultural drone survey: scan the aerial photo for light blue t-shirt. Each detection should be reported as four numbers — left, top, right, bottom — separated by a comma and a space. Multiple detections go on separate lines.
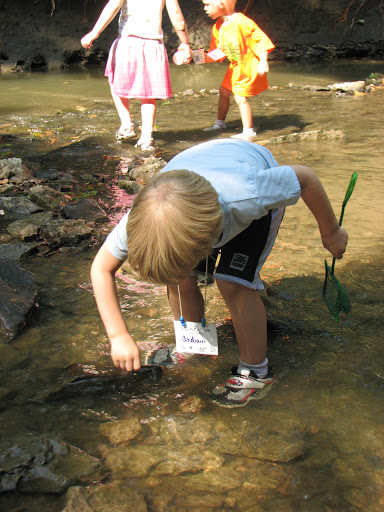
105, 139, 301, 261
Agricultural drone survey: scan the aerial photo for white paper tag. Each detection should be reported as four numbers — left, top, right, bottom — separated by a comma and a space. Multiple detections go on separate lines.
174, 321, 218, 355
207, 48, 226, 61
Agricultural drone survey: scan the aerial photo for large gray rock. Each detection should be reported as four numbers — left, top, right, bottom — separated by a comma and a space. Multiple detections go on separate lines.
0, 259, 37, 339
0, 158, 24, 180
0, 243, 37, 260
0, 196, 42, 215
61, 198, 108, 222
29, 185, 64, 210
0, 436, 103, 494
7, 212, 54, 240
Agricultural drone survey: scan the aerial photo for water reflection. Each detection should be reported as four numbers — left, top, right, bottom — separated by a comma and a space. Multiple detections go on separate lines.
0, 62, 384, 511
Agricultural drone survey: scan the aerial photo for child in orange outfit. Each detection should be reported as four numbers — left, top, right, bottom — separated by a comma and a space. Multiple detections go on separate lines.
202, 0, 274, 140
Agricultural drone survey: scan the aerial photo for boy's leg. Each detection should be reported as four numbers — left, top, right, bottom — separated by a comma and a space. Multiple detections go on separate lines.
231, 95, 256, 140
216, 279, 267, 364
217, 85, 231, 121
233, 95, 253, 130
167, 276, 204, 322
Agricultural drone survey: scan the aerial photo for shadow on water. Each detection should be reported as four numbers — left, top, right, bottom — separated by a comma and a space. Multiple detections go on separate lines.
0, 62, 384, 511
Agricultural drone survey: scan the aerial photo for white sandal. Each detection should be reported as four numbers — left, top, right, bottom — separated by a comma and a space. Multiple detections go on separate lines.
116, 124, 136, 141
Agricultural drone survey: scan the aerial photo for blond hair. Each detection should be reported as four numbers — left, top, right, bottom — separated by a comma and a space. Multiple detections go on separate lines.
127, 170, 223, 285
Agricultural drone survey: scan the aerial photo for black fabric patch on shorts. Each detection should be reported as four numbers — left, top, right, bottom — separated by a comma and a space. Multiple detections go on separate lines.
216, 212, 272, 283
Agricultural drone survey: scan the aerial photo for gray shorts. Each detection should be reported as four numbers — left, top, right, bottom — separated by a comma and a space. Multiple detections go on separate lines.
193, 209, 284, 290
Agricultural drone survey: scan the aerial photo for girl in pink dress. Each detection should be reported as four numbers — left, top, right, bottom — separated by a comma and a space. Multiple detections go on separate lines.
81, 0, 191, 150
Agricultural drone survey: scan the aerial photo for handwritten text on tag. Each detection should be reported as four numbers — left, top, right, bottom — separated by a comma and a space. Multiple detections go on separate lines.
174, 321, 218, 355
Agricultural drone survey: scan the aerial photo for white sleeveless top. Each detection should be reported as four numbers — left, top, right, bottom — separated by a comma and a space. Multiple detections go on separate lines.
118, 0, 165, 40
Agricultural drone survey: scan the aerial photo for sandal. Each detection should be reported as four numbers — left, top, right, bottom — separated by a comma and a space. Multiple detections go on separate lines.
116, 125, 136, 141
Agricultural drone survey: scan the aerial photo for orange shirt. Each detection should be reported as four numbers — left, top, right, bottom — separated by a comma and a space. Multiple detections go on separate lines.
210, 13, 275, 97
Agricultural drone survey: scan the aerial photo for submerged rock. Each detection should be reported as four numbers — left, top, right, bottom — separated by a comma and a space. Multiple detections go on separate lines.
62, 484, 148, 512
36, 363, 163, 401
99, 417, 143, 445
0, 259, 37, 339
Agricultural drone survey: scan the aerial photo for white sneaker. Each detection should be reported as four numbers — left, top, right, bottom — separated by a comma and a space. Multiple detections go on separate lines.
135, 137, 154, 151
231, 130, 256, 141
203, 122, 226, 132
210, 365, 275, 407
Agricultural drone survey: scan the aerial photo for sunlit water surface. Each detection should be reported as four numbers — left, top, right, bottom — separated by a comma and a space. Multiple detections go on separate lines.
0, 60, 384, 511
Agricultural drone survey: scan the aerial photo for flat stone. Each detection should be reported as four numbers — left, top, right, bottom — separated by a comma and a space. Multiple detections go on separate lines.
62, 484, 148, 512
61, 198, 107, 222
99, 417, 143, 445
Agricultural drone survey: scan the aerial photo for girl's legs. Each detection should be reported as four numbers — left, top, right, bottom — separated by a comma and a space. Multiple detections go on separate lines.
136, 99, 156, 148
110, 86, 134, 129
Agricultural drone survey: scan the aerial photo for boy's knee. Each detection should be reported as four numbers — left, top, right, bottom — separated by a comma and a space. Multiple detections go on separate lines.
234, 94, 248, 106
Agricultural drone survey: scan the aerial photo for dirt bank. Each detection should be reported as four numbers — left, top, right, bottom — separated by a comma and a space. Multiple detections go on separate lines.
0, 0, 383, 72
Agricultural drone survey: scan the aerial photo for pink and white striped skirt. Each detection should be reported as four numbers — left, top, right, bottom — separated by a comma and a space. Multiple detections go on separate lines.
105, 36, 172, 99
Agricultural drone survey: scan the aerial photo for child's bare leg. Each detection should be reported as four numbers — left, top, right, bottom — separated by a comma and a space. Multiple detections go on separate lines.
167, 277, 204, 322
110, 85, 133, 128
233, 95, 253, 131
217, 279, 267, 364
217, 86, 231, 121
140, 99, 156, 139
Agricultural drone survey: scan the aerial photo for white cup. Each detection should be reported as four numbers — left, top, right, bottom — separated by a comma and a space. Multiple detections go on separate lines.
173, 50, 185, 65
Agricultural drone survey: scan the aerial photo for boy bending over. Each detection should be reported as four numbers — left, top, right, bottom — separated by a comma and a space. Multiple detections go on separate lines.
91, 139, 348, 406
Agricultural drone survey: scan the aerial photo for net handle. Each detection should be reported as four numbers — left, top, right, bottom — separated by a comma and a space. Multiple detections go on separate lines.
331, 171, 358, 273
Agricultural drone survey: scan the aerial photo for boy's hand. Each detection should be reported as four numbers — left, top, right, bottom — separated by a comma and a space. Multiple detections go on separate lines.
257, 60, 269, 76
110, 334, 141, 372
322, 226, 348, 259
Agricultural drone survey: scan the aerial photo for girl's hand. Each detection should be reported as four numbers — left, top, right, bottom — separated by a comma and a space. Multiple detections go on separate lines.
322, 226, 348, 260
81, 32, 97, 49
177, 43, 192, 64
110, 334, 142, 372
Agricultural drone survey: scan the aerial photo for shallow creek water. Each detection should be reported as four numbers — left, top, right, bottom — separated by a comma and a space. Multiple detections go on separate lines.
0, 61, 384, 511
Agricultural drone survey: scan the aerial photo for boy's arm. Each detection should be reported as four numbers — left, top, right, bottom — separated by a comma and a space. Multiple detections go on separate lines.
290, 165, 348, 259
166, 0, 192, 62
91, 244, 141, 371
81, 0, 124, 48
